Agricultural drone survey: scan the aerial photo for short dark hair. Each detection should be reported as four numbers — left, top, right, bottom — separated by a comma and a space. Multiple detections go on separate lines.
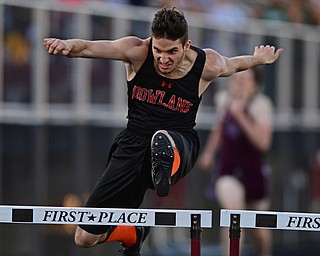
151, 7, 188, 45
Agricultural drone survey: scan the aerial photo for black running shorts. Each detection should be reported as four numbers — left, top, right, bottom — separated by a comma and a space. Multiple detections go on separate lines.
79, 128, 200, 234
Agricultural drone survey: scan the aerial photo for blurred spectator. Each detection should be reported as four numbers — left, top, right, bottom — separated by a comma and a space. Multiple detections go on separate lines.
56, 0, 85, 4
62, 193, 83, 235
205, 0, 250, 28
4, 6, 32, 103
158, 0, 204, 11
313, 0, 320, 25
127, 0, 149, 37
287, 0, 318, 25
199, 67, 274, 256
95, 0, 129, 3
129, 0, 146, 6
5, 31, 29, 66
261, 0, 288, 22
202, 0, 250, 56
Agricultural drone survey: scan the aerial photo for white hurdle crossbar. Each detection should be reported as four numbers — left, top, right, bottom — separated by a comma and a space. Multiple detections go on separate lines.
0, 205, 212, 228
0, 205, 212, 256
220, 209, 320, 231
221, 209, 320, 256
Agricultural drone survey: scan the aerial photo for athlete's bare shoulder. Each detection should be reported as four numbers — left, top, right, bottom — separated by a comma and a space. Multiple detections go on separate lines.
202, 48, 225, 82
124, 37, 150, 80
123, 37, 150, 64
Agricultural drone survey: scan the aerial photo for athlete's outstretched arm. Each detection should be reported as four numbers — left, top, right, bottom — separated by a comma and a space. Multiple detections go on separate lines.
222, 45, 283, 76
43, 36, 145, 62
202, 45, 283, 81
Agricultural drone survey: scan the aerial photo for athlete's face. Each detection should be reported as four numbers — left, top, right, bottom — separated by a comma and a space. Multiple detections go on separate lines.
152, 37, 190, 75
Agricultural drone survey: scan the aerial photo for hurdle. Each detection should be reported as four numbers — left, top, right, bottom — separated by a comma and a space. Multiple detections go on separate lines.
0, 205, 212, 256
220, 209, 320, 256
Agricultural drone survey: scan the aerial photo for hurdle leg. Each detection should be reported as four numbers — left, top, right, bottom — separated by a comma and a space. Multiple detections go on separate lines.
190, 214, 202, 256
229, 214, 241, 256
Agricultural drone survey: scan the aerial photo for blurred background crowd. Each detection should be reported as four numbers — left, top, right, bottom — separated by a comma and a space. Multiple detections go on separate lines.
54, 0, 320, 26
1, 0, 320, 255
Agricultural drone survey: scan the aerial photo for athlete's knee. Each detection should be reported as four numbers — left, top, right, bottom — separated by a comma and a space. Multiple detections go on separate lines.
74, 226, 105, 248
74, 227, 90, 247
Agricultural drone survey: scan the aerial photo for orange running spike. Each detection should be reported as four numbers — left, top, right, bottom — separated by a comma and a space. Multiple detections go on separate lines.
171, 148, 180, 176
105, 226, 137, 247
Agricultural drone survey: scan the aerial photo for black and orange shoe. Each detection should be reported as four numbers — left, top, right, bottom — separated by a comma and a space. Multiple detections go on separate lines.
151, 131, 180, 197
119, 226, 150, 256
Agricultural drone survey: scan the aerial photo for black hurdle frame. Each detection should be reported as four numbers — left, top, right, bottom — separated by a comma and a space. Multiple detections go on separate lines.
229, 214, 241, 256
190, 214, 202, 256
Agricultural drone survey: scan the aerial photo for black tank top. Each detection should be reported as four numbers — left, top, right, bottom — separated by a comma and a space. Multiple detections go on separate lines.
127, 39, 206, 135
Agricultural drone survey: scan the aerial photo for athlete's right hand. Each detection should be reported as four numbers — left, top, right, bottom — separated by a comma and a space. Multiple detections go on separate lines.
43, 38, 71, 56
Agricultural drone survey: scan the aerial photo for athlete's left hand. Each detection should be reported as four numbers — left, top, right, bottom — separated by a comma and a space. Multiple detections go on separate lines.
254, 45, 283, 64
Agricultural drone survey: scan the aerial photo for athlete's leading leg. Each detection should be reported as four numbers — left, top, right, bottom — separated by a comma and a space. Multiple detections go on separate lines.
75, 227, 107, 247
75, 225, 150, 256
74, 128, 152, 255
151, 130, 180, 197
151, 129, 197, 197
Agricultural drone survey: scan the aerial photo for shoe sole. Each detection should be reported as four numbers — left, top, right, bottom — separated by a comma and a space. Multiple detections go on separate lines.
151, 131, 174, 197
120, 226, 151, 255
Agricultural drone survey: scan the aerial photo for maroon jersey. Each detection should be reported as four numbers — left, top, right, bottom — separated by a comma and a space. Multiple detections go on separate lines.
217, 108, 269, 201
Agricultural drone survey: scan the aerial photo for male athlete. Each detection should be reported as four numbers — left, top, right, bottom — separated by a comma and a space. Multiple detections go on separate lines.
44, 7, 282, 256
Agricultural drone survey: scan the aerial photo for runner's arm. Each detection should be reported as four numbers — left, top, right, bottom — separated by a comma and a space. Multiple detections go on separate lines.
203, 45, 283, 80
43, 36, 145, 62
